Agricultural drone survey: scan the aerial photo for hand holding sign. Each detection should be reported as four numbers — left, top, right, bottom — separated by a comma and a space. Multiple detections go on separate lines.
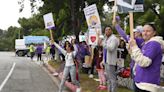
113, 16, 121, 26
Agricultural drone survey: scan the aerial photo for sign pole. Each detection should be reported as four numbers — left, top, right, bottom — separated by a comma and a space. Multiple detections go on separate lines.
112, 0, 117, 26
49, 29, 54, 43
129, 12, 134, 39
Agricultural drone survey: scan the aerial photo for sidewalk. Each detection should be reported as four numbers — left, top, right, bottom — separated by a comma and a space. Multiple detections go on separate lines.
42, 64, 70, 92
30, 56, 70, 92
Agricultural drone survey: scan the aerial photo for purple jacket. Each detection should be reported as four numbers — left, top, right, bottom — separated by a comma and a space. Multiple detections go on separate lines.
36, 45, 43, 54
134, 41, 162, 85
115, 24, 162, 85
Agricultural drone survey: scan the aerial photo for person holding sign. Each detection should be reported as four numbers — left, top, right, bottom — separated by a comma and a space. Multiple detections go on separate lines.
128, 24, 164, 92
114, 16, 164, 91
101, 26, 119, 92
53, 41, 81, 92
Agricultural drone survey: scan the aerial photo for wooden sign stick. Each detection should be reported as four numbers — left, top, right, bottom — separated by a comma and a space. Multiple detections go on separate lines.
49, 29, 54, 43
129, 12, 134, 39
112, 0, 117, 26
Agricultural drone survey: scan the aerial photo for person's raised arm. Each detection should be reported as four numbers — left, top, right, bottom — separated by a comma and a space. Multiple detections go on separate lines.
114, 16, 129, 42
54, 42, 67, 56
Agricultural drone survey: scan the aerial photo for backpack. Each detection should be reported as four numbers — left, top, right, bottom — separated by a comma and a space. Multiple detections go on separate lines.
118, 67, 131, 78
75, 44, 82, 60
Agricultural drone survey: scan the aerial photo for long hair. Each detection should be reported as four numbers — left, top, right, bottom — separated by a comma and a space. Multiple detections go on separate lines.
68, 44, 74, 51
64, 41, 70, 50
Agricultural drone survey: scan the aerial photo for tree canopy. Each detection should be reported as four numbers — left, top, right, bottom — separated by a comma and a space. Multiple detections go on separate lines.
0, 0, 164, 51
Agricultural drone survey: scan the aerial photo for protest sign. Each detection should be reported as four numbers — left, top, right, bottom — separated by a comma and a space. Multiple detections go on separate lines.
88, 29, 98, 45
43, 13, 55, 29
43, 12, 55, 43
117, 0, 144, 13
84, 4, 102, 34
79, 35, 86, 42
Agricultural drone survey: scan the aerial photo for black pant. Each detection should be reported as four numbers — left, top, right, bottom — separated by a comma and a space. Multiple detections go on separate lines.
37, 54, 42, 61
30, 52, 35, 60
134, 83, 150, 92
90, 58, 96, 74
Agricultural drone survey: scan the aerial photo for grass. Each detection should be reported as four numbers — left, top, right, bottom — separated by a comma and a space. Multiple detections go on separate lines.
79, 73, 132, 92
48, 60, 132, 92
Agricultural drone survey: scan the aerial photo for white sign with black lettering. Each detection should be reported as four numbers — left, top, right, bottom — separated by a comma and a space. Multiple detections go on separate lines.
117, 0, 144, 13
43, 13, 55, 29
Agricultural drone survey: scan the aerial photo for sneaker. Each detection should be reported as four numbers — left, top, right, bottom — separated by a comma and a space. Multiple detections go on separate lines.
97, 85, 102, 90
53, 72, 59, 76
99, 85, 107, 90
76, 87, 81, 92
89, 74, 93, 78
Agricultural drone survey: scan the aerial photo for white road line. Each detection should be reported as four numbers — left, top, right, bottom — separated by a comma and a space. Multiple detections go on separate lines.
0, 62, 16, 91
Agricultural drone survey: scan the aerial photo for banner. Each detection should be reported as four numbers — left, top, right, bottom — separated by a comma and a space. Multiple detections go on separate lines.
43, 13, 55, 29
117, 0, 144, 13
84, 4, 101, 30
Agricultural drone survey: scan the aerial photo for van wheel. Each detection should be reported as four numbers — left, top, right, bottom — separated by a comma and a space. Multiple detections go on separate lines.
16, 51, 24, 56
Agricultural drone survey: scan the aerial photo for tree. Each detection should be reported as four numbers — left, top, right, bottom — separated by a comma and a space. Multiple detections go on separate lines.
0, 29, 3, 36
18, 0, 164, 38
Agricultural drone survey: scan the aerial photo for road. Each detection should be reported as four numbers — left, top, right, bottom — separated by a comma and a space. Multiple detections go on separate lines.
0, 52, 59, 92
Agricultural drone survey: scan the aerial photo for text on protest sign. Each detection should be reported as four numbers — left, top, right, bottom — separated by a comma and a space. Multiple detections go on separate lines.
84, 4, 101, 29
117, 0, 144, 13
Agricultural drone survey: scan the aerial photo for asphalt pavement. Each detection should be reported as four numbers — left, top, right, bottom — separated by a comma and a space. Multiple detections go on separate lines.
0, 52, 68, 92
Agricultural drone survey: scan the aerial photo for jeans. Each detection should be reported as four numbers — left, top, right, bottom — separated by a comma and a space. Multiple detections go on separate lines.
105, 64, 117, 92
59, 65, 80, 92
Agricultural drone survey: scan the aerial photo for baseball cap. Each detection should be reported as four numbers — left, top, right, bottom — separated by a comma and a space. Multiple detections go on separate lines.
133, 29, 138, 32
136, 25, 143, 32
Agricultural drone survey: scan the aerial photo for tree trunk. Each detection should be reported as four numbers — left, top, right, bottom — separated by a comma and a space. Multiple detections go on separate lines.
70, 0, 76, 34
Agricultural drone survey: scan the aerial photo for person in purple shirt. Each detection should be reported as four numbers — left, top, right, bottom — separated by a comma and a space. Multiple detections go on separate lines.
36, 44, 43, 61
114, 16, 144, 87
128, 23, 164, 92
114, 17, 164, 92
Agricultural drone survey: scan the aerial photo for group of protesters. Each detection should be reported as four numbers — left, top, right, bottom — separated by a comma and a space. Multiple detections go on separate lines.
52, 24, 128, 92
29, 43, 56, 62
29, 16, 164, 92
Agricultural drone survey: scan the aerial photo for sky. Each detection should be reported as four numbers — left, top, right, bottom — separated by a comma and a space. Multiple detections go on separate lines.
0, 0, 32, 30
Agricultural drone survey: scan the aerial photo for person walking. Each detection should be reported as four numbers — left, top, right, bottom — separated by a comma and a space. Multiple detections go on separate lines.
54, 41, 81, 92
36, 44, 43, 61
101, 26, 119, 92
29, 43, 35, 61
45, 44, 51, 61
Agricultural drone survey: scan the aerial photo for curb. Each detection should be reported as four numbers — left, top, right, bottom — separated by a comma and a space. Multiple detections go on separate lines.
44, 64, 78, 92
